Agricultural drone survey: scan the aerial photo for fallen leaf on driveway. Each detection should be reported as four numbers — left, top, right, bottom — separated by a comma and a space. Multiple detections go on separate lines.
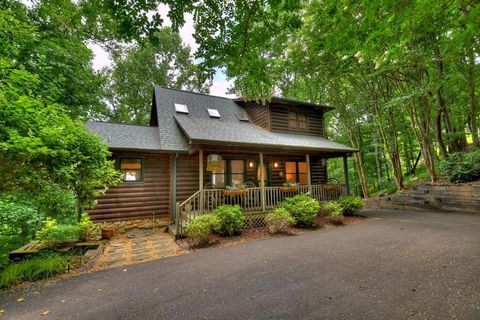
41, 310, 49, 316
16, 298, 24, 303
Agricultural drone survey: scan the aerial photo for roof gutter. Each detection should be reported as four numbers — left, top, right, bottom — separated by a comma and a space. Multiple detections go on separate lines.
188, 139, 357, 154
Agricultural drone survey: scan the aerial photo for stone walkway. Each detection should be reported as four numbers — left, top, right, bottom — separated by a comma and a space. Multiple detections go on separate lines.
94, 227, 185, 270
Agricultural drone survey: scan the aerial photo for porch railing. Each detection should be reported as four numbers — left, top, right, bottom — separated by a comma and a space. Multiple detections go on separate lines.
176, 184, 347, 235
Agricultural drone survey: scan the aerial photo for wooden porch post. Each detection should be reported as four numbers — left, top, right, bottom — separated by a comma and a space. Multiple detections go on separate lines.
199, 148, 204, 214
306, 154, 312, 194
343, 155, 350, 195
259, 152, 266, 212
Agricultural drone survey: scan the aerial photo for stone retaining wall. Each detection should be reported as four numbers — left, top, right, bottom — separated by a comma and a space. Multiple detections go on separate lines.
365, 182, 480, 214
98, 216, 170, 232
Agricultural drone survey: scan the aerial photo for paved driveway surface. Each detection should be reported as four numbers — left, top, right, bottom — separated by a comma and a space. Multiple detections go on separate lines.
1, 209, 479, 319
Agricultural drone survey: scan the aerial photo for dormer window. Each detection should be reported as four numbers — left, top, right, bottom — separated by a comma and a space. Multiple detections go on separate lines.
207, 108, 221, 118
289, 111, 308, 129
175, 103, 189, 114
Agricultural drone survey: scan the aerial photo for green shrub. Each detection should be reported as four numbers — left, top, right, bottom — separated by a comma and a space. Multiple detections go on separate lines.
318, 201, 344, 224
212, 205, 245, 236
318, 201, 343, 217
438, 150, 480, 183
0, 254, 69, 288
337, 196, 363, 216
36, 218, 82, 246
186, 214, 221, 245
280, 194, 320, 226
265, 207, 295, 234
79, 213, 100, 241
328, 208, 345, 225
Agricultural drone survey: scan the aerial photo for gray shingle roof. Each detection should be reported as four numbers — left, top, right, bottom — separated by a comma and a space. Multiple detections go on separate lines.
153, 86, 246, 151
174, 114, 356, 152
86, 87, 355, 154
86, 121, 162, 151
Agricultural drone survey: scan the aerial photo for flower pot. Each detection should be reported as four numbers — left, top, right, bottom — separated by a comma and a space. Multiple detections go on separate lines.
280, 187, 299, 193
223, 189, 248, 196
101, 228, 116, 240
323, 185, 340, 190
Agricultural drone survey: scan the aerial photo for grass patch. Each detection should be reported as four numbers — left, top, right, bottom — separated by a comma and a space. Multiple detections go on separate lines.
0, 253, 76, 288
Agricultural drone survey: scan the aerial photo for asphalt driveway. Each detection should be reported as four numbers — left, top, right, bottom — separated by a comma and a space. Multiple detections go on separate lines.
1, 209, 479, 319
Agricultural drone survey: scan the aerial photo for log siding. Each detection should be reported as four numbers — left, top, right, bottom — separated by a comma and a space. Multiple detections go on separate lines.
269, 103, 324, 136
243, 101, 270, 130
88, 153, 170, 222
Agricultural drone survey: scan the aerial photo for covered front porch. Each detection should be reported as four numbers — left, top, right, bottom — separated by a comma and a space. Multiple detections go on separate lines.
174, 147, 351, 236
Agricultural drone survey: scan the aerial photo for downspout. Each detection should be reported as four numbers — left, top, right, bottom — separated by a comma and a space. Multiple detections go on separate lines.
173, 152, 178, 221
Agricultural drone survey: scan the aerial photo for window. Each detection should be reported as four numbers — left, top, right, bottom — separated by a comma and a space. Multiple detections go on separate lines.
230, 160, 245, 186
288, 111, 308, 129
210, 159, 245, 187
175, 103, 189, 114
119, 158, 143, 182
207, 108, 221, 118
211, 160, 226, 188
285, 161, 308, 184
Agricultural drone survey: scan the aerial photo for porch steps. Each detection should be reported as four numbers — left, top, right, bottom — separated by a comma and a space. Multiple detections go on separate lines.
168, 224, 180, 240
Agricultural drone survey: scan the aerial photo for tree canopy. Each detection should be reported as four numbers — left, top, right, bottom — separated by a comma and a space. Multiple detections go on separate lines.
101, 28, 211, 124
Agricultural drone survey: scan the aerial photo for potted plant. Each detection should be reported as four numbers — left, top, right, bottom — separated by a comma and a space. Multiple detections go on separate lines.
280, 182, 300, 193
223, 184, 249, 196
100, 223, 116, 240
323, 184, 341, 191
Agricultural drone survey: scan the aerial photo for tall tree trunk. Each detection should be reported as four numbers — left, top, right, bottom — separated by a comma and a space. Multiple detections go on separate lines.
467, 48, 479, 147
434, 110, 448, 158
329, 87, 370, 198
460, 2, 479, 148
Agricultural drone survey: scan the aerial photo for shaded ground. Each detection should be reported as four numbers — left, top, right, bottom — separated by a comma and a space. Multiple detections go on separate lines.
1, 209, 479, 319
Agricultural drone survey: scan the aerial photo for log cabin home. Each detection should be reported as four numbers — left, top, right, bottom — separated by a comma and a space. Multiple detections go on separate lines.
86, 87, 356, 236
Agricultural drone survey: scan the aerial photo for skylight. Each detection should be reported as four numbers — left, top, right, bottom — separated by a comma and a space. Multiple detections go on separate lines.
175, 103, 189, 114
207, 108, 221, 118
236, 112, 250, 122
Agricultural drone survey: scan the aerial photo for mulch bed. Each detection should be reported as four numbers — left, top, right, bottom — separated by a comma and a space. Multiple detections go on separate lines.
179, 215, 370, 250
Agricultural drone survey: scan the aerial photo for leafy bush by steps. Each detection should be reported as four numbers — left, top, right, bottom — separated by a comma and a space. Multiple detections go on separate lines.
265, 207, 295, 234
438, 150, 480, 183
280, 194, 320, 226
186, 214, 221, 245
212, 205, 245, 236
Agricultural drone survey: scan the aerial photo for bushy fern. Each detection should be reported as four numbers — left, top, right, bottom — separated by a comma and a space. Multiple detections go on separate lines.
0, 254, 69, 288
438, 150, 480, 183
